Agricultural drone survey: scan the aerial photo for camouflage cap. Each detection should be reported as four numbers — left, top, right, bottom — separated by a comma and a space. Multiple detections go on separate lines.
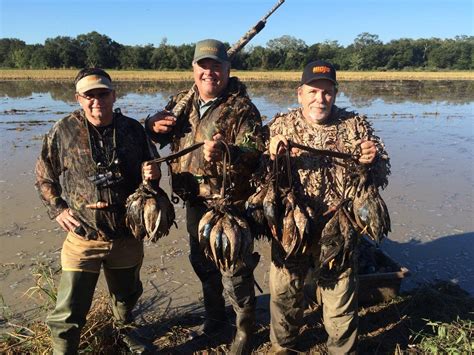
193, 39, 229, 64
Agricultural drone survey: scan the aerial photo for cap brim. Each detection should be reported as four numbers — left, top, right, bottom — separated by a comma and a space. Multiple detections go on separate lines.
82, 83, 113, 93
193, 55, 228, 64
303, 77, 338, 86
75, 75, 113, 93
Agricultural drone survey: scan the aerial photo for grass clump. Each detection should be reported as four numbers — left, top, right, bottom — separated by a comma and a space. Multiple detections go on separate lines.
415, 317, 473, 354
0, 264, 128, 354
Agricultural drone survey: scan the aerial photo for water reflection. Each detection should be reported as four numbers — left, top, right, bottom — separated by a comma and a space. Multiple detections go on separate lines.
1, 80, 473, 106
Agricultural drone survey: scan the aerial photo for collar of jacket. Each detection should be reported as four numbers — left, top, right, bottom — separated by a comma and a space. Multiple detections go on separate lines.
191, 76, 250, 105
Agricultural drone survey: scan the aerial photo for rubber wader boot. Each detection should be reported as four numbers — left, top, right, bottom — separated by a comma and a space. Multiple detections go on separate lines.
200, 276, 227, 336
104, 264, 143, 325
46, 271, 99, 355
229, 307, 255, 355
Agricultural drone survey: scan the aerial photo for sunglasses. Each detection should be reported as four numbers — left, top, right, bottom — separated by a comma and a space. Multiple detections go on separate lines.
77, 91, 112, 100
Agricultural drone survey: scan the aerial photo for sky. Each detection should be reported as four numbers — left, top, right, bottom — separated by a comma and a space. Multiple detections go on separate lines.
1, 0, 473, 47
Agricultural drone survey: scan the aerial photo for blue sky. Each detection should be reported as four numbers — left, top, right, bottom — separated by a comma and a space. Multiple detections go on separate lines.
1, 0, 472, 47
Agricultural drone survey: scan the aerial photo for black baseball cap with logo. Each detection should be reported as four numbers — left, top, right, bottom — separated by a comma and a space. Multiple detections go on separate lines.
301, 60, 337, 86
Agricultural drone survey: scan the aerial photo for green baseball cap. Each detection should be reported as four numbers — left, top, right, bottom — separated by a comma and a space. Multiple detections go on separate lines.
193, 39, 229, 64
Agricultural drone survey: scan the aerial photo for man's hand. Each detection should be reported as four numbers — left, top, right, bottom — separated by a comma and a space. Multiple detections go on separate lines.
357, 140, 377, 165
142, 161, 161, 181
203, 133, 224, 162
147, 111, 176, 134
269, 134, 288, 160
56, 208, 80, 232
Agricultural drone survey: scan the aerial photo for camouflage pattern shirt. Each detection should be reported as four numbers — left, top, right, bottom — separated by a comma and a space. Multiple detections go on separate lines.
149, 77, 264, 202
267, 106, 390, 215
35, 109, 155, 241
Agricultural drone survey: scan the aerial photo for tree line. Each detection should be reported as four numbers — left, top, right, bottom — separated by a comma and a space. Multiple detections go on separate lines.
1, 32, 472, 71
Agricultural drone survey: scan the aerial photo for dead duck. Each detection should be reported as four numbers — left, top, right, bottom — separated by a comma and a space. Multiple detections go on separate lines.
125, 181, 176, 242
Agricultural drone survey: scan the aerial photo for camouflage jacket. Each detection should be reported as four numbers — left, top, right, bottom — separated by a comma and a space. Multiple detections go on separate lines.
149, 77, 264, 202
267, 106, 390, 215
35, 109, 155, 241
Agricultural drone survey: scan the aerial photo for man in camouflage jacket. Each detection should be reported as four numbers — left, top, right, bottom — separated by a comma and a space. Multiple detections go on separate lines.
35, 68, 160, 354
266, 60, 390, 354
146, 39, 264, 354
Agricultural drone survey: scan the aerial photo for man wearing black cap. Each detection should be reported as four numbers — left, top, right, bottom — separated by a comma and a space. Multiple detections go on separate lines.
35, 68, 160, 354
146, 39, 264, 354
265, 60, 390, 354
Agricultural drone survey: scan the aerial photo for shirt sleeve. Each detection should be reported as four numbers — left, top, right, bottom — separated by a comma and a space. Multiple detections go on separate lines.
353, 115, 391, 189
228, 101, 265, 169
34, 128, 69, 219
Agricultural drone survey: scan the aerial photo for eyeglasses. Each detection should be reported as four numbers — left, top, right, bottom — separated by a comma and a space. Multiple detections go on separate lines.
77, 91, 112, 101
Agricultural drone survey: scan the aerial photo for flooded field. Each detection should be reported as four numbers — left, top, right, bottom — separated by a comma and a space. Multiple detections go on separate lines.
0, 80, 473, 330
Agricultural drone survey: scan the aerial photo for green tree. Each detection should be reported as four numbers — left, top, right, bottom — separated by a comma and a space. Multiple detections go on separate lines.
119, 44, 154, 69
350, 33, 387, 70
43, 36, 85, 68
267, 35, 307, 69
0, 38, 26, 67
77, 31, 122, 68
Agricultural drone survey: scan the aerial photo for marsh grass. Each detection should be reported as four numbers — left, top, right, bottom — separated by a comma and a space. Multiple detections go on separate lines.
0, 69, 473, 81
414, 318, 473, 354
0, 264, 126, 354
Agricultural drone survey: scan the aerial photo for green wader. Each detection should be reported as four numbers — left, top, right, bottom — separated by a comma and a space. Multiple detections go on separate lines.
46, 264, 143, 355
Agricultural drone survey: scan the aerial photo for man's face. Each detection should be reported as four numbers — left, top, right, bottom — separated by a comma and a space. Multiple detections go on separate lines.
76, 88, 116, 125
298, 80, 337, 124
193, 58, 230, 102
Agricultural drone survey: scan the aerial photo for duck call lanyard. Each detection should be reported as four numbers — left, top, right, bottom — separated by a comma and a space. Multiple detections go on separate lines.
85, 116, 122, 188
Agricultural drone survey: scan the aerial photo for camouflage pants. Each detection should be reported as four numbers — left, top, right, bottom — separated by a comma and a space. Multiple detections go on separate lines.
269, 242, 358, 354
186, 200, 258, 320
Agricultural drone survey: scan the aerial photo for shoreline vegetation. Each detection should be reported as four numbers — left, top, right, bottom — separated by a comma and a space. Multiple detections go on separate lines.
0, 69, 473, 81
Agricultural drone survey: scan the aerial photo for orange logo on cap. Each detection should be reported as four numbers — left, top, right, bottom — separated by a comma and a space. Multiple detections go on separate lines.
313, 66, 331, 74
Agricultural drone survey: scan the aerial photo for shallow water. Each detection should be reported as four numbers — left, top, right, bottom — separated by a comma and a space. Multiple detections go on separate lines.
0, 81, 473, 319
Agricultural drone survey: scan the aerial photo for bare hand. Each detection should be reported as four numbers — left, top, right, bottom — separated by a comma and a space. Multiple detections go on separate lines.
357, 140, 377, 165
147, 111, 176, 134
203, 133, 224, 162
142, 161, 161, 181
269, 134, 288, 159
56, 208, 80, 232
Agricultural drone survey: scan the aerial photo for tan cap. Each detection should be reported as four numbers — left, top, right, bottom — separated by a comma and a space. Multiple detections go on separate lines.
75, 74, 113, 94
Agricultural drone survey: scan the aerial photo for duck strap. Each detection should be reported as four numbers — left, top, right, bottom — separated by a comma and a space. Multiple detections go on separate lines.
147, 142, 205, 164
219, 141, 233, 199
288, 140, 355, 161
273, 140, 293, 190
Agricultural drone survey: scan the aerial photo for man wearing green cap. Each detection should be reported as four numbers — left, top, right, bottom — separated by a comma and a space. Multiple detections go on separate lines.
35, 68, 160, 354
263, 60, 391, 354
146, 39, 264, 354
